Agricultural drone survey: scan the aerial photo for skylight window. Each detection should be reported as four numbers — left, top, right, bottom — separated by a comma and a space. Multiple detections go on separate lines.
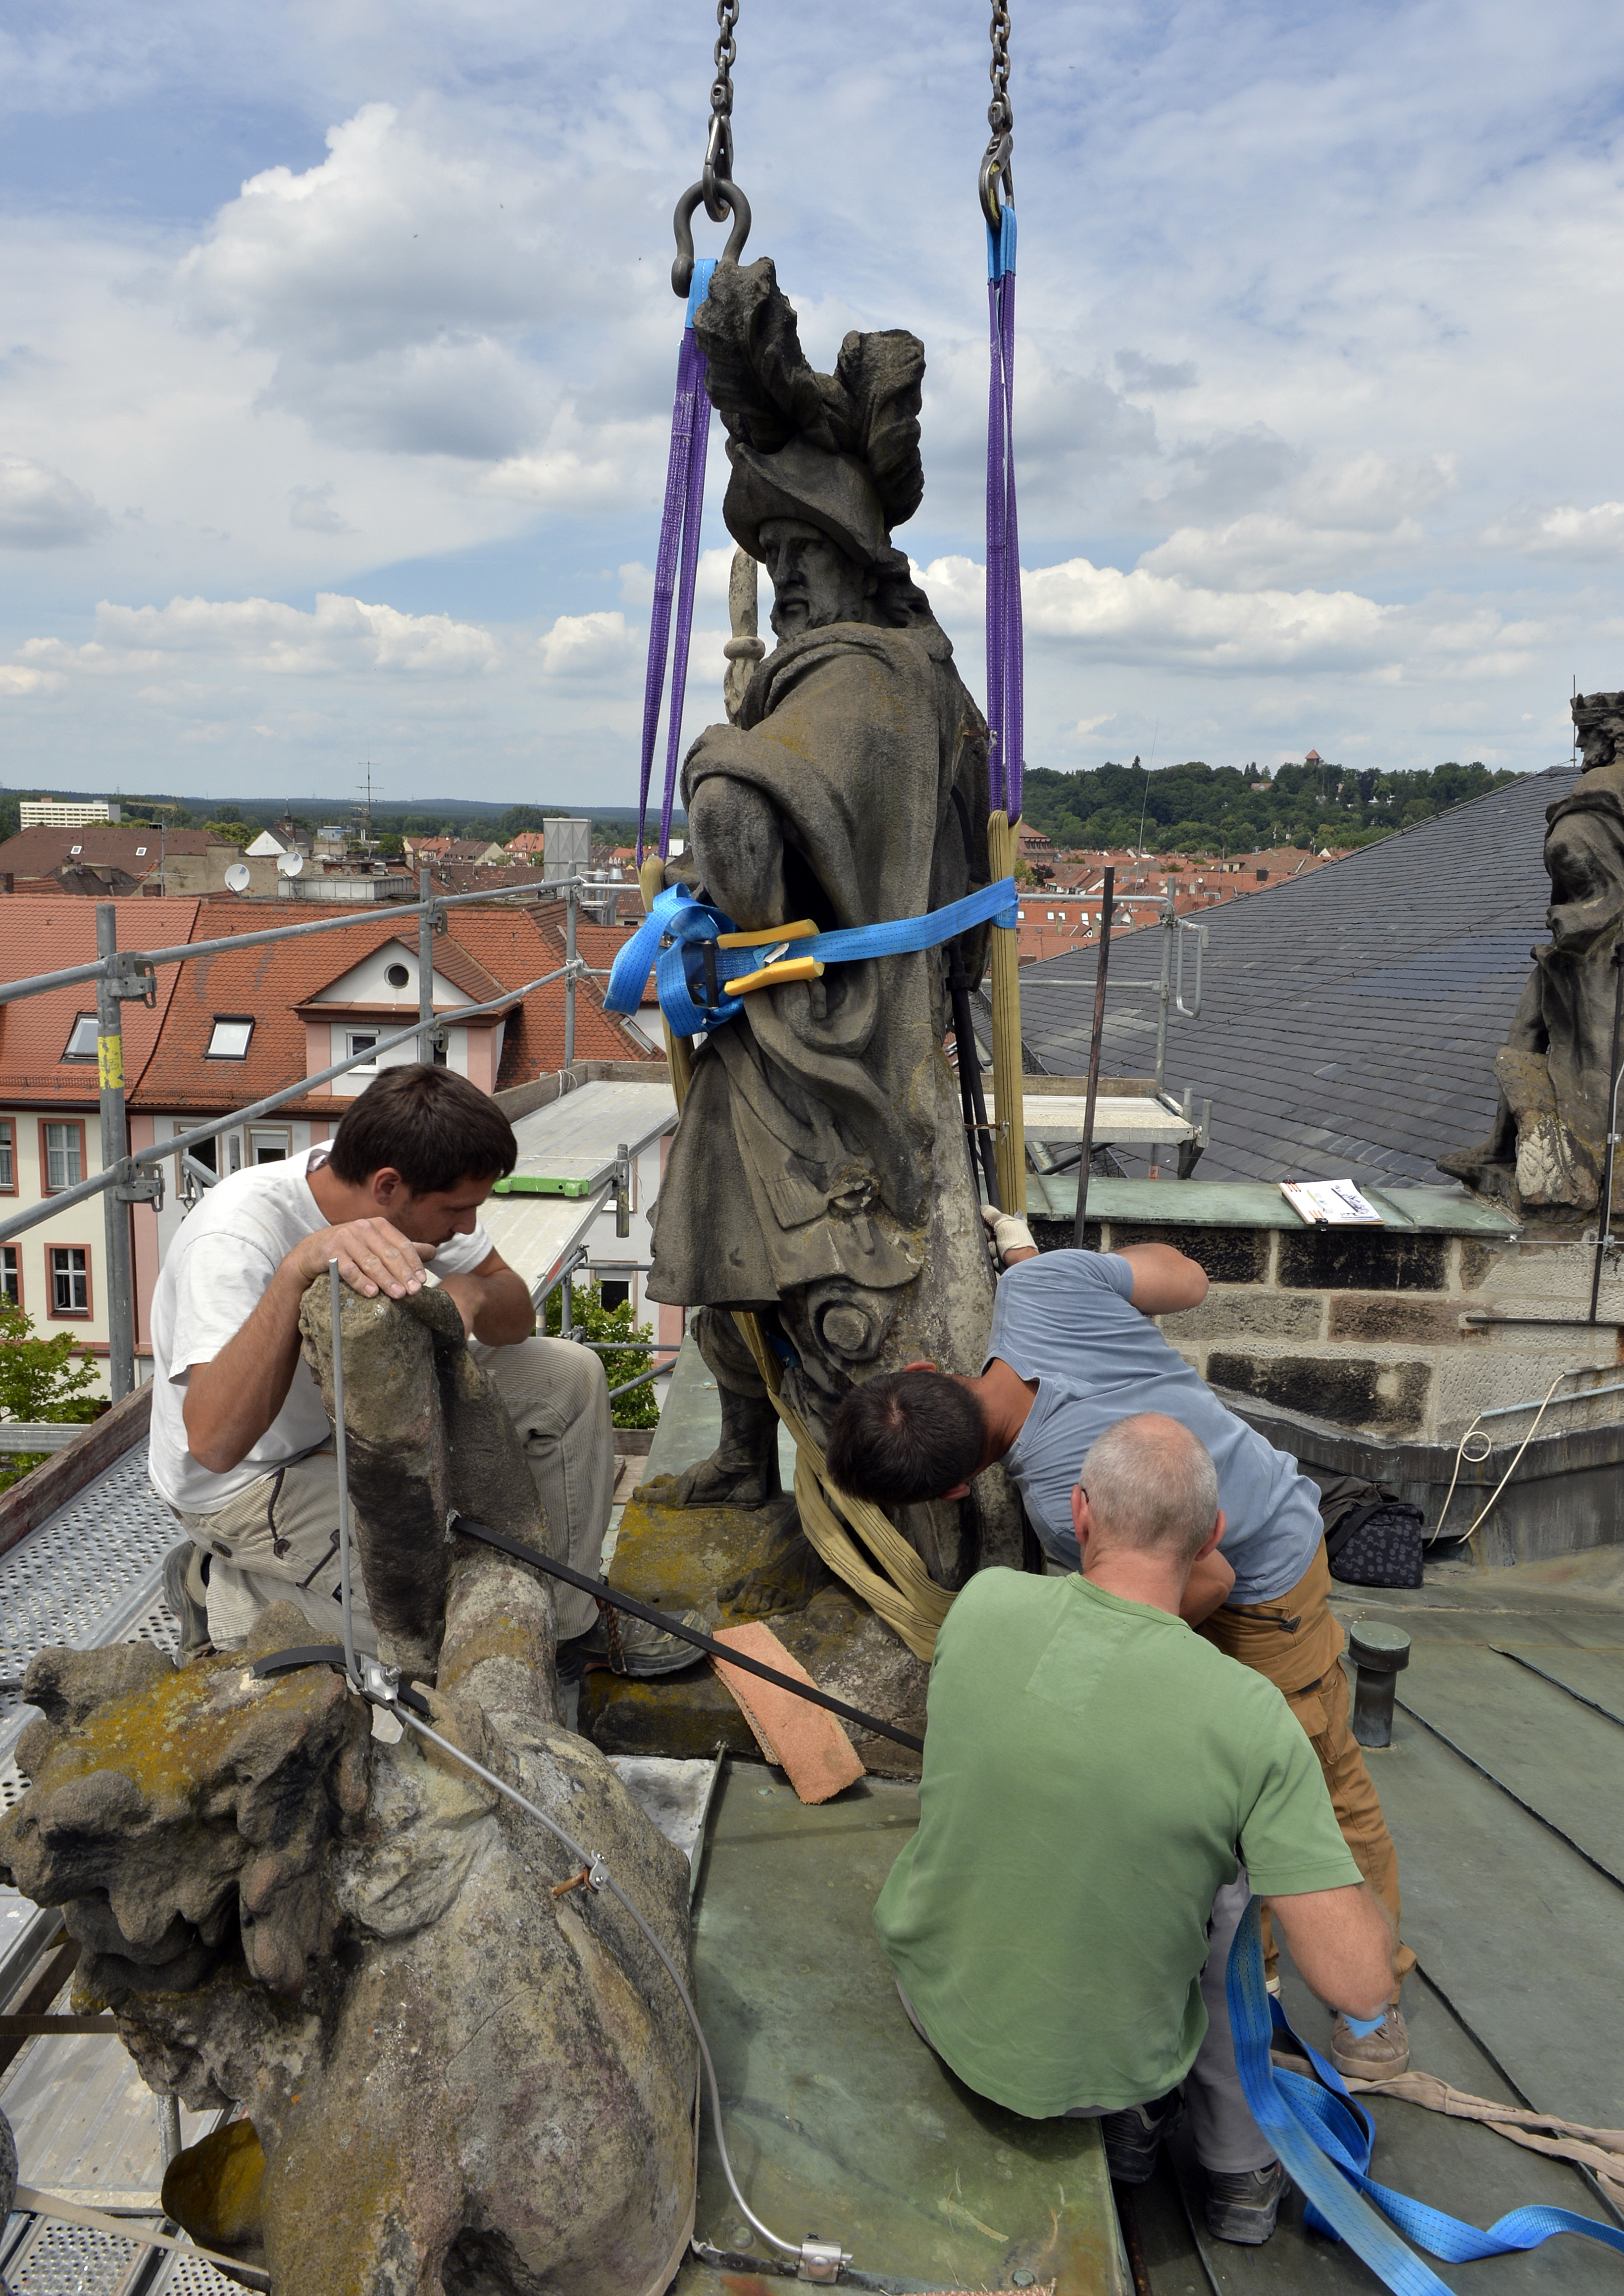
62, 1013, 99, 1061
206, 1017, 254, 1059
69, 844, 83, 857
135, 846, 148, 857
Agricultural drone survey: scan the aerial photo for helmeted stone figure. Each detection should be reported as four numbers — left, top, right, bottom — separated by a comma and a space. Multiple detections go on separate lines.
646, 257, 1021, 1590
1444, 691, 1624, 1213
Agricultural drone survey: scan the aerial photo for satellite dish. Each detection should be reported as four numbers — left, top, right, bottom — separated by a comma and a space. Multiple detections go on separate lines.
277, 851, 304, 878
224, 861, 252, 895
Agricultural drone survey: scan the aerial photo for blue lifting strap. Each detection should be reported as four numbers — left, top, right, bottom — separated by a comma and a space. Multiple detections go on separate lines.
605, 877, 1019, 1038
1226, 1898, 1624, 2287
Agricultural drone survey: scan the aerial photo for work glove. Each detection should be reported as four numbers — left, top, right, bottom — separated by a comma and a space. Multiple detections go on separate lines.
980, 1202, 1036, 1265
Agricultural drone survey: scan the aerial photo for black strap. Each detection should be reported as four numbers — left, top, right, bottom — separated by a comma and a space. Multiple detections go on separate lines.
249, 1535, 926, 1756
454, 1517, 924, 1752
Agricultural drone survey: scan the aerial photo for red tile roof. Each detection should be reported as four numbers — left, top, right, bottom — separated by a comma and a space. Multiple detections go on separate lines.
0, 898, 201, 1106
0, 825, 212, 883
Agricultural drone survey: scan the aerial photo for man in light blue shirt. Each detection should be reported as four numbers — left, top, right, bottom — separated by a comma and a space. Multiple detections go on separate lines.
825, 1214, 1415, 2080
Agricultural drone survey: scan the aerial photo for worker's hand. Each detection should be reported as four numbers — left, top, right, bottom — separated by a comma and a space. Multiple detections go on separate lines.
980, 1202, 1037, 1266
286, 1219, 435, 1301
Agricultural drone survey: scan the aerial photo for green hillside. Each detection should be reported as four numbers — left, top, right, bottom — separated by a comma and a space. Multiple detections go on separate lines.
1018, 757, 1520, 855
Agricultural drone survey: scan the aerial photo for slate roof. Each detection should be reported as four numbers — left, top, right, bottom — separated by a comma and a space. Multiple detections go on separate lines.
1014, 767, 1576, 1188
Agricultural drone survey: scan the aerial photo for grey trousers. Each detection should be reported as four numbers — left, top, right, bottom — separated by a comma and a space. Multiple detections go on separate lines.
895, 1870, 1273, 2174
172, 1334, 612, 1653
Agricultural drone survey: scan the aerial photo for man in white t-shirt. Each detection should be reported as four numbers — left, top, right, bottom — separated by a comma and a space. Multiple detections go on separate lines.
151, 1064, 699, 1678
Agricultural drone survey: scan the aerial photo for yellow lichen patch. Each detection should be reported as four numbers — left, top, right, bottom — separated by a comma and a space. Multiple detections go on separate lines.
26, 1658, 342, 1814
162, 2118, 267, 2249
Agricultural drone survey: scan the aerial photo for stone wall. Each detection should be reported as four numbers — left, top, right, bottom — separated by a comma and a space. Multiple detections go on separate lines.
1029, 1198, 1624, 1561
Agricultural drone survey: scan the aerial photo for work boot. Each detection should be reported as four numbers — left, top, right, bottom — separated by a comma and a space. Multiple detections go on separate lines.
1331, 2006, 1409, 2079
1205, 2160, 1289, 2244
161, 1542, 213, 1664
558, 1596, 710, 1680
1100, 2090, 1183, 2185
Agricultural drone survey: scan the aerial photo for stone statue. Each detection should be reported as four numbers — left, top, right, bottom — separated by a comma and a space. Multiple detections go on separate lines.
1443, 692, 1624, 1214
0, 1291, 696, 2295
644, 256, 1022, 1592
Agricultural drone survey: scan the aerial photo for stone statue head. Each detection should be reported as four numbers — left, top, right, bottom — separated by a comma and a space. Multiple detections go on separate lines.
1544, 763, 1624, 951
695, 256, 928, 640
1573, 691, 1624, 775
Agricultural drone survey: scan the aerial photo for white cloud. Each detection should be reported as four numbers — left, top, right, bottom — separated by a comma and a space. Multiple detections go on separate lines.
288, 483, 353, 535
535, 610, 637, 683
0, 456, 109, 548
1482, 501, 1624, 560
81, 593, 500, 676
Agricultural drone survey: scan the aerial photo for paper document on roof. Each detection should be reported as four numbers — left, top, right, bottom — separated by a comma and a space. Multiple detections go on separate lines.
1279, 1178, 1383, 1226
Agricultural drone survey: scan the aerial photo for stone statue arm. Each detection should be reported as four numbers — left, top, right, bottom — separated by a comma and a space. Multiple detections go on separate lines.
433, 1248, 535, 1347
183, 1215, 434, 1475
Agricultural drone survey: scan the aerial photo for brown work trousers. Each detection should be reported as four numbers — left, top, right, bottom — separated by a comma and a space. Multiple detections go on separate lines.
1198, 1541, 1415, 1996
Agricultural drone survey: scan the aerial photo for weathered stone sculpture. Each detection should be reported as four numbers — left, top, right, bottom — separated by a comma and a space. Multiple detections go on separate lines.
0, 1294, 697, 2295
1443, 692, 1624, 1214
646, 255, 1022, 1592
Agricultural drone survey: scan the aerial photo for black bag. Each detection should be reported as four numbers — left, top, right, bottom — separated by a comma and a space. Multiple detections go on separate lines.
1318, 1474, 1425, 1589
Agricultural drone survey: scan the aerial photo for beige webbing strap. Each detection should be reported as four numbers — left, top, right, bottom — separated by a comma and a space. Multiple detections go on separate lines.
12, 2187, 271, 2289
1271, 2061, 1624, 2208
733, 1311, 953, 1663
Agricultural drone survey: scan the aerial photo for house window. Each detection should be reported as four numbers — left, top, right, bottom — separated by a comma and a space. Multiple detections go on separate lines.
62, 1013, 99, 1062
69, 844, 83, 857
249, 1128, 289, 1165
1, 1246, 18, 1305
597, 1269, 634, 1313
49, 1246, 90, 1317
42, 1121, 85, 1194
385, 962, 410, 990
135, 845, 148, 857
0, 1119, 12, 1194
346, 1031, 379, 1071
206, 1017, 254, 1059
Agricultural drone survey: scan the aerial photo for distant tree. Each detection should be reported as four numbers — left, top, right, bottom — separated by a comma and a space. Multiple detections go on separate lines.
375, 831, 405, 855
204, 819, 253, 847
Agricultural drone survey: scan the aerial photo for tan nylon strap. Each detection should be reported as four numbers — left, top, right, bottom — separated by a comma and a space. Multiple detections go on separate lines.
733, 1310, 953, 1662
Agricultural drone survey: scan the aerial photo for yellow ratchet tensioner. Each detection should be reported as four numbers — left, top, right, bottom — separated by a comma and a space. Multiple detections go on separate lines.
714, 917, 824, 995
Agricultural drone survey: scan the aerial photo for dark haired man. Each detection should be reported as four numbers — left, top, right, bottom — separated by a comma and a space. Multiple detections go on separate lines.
876, 1411, 1396, 2243
827, 1212, 1413, 2081
152, 1065, 699, 1678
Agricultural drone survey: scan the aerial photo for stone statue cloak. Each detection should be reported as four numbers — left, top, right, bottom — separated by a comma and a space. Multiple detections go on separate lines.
648, 614, 990, 1313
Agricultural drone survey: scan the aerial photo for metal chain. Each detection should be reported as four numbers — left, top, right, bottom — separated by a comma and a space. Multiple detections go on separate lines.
702, 0, 741, 217
987, 0, 1012, 138
711, 0, 739, 121
980, 1, 1014, 225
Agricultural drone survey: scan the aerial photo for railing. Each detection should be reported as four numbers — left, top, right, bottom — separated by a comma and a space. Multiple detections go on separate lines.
0, 868, 607, 1403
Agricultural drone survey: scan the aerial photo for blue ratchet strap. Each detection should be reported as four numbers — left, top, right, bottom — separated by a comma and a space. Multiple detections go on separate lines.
1226, 1898, 1624, 2286
604, 877, 1019, 1037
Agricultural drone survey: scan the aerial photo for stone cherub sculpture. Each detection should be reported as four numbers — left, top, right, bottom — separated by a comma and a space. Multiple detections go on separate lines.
0, 1289, 697, 2296
1443, 691, 1624, 1214
644, 256, 1022, 1593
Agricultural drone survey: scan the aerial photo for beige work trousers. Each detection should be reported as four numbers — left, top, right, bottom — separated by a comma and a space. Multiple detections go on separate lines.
172, 1335, 611, 1654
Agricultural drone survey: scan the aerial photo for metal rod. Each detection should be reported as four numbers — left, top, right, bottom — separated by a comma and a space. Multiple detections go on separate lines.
0, 876, 596, 1007
564, 883, 578, 1069
1591, 943, 1624, 1323
94, 904, 135, 1402
948, 953, 1000, 1206
418, 866, 436, 1058
1072, 866, 1116, 1246
328, 1260, 358, 1686
1473, 1371, 1624, 1422
1154, 887, 1173, 1096
606, 1361, 669, 1400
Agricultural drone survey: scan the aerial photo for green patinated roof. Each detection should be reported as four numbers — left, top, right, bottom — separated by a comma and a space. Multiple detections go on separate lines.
1024, 1176, 1520, 1236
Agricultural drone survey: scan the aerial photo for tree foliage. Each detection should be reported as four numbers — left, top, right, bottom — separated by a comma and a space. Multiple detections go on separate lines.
1017, 758, 1520, 856
541, 1280, 660, 1429
0, 1296, 103, 1492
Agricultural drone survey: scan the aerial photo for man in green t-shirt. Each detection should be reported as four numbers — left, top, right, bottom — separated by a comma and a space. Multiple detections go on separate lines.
873, 1412, 1395, 2245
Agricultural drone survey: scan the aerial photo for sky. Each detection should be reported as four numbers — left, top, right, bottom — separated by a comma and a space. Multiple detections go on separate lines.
2, 0, 1624, 814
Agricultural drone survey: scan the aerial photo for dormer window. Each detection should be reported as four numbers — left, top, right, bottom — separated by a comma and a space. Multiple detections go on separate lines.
206, 1017, 254, 1059
63, 1013, 99, 1060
